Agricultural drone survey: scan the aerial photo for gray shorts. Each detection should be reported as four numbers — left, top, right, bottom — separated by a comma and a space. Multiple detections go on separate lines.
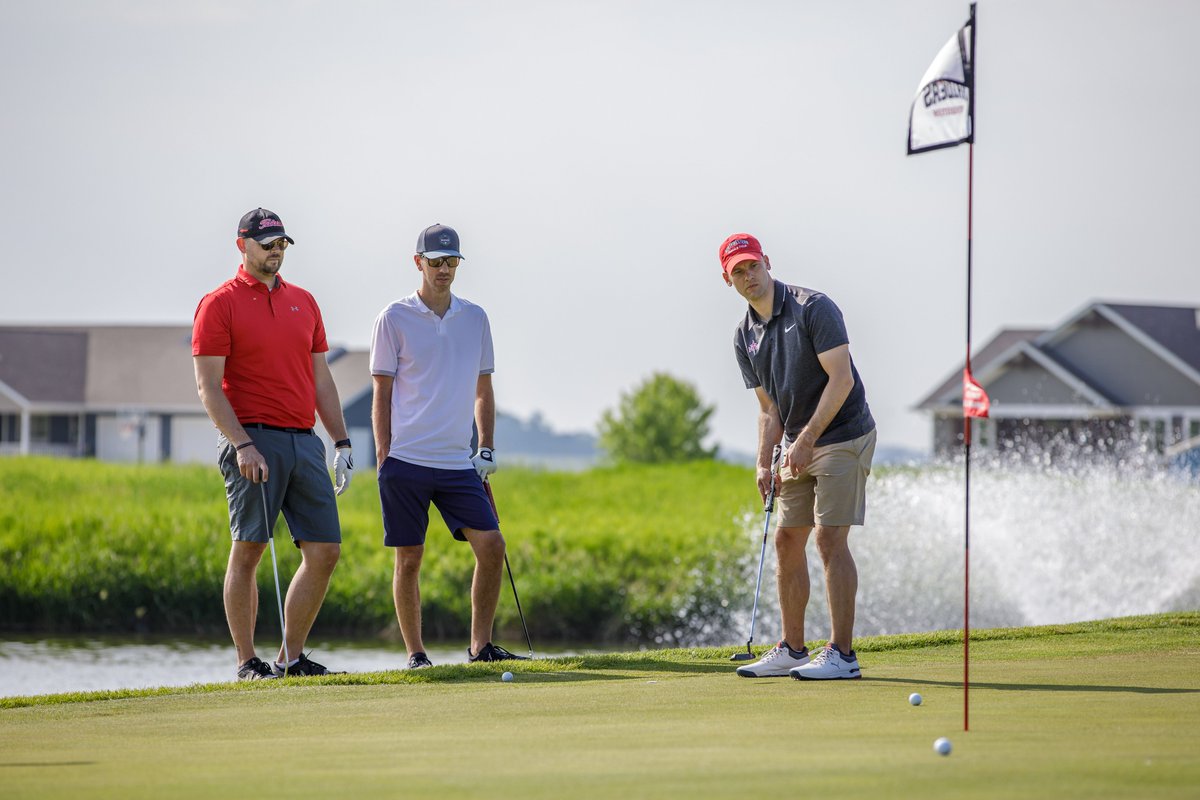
777, 428, 876, 528
217, 428, 341, 546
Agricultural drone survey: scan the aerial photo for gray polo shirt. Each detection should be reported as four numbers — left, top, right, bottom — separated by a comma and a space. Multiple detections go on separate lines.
734, 280, 875, 447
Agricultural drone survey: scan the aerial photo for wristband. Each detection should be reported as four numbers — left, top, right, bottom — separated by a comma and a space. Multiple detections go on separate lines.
235, 441, 255, 452
335, 439, 352, 449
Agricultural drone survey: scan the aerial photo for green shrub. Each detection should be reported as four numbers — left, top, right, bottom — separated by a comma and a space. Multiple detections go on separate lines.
0, 458, 759, 644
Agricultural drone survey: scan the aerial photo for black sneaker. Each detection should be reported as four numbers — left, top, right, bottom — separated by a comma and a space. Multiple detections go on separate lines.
468, 642, 530, 662
274, 653, 345, 677
237, 656, 278, 681
407, 652, 433, 669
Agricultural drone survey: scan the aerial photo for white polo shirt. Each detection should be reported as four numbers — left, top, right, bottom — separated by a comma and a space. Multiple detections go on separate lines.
369, 292, 495, 469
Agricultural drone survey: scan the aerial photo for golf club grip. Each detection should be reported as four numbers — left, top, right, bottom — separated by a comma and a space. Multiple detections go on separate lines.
765, 443, 783, 513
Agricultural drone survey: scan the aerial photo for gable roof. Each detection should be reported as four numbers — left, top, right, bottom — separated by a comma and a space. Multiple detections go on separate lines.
915, 329, 1044, 409
917, 301, 1200, 413
1088, 303, 1200, 383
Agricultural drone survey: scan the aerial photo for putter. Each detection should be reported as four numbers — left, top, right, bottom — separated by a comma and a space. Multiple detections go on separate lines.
731, 443, 783, 662
483, 478, 535, 659
259, 481, 290, 677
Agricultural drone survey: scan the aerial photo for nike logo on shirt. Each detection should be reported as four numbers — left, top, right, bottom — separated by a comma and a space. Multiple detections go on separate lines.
785, 324, 796, 333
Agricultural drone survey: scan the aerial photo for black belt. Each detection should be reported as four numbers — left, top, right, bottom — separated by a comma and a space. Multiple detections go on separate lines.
244, 422, 315, 435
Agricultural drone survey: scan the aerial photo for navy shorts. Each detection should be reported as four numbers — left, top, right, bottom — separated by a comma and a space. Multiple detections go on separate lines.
218, 429, 341, 547
378, 457, 500, 547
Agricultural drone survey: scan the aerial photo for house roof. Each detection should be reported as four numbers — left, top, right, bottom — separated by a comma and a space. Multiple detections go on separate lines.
0, 324, 372, 416
0, 328, 89, 404
1097, 303, 1200, 378
327, 348, 371, 405
917, 301, 1200, 413
914, 328, 1044, 409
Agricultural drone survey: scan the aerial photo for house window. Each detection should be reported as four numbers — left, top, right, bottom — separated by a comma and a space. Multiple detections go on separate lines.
0, 414, 17, 443
29, 415, 79, 445
1137, 418, 1166, 454
0, 412, 17, 443
1190, 419, 1200, 441
973, 418, 994, 449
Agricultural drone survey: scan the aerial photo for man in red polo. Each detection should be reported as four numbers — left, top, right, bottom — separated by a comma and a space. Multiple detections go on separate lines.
193, 208, 354, 680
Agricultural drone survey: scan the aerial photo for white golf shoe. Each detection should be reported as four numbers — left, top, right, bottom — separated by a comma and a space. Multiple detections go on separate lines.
789, 643, 861, 680
735, 642, 810, 678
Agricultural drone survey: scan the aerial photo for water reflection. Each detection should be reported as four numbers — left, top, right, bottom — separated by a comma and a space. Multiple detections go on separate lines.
0, 636, 579, 698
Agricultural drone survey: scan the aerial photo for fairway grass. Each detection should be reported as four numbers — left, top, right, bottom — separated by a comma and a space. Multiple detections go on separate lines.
2, 614, 1197, 799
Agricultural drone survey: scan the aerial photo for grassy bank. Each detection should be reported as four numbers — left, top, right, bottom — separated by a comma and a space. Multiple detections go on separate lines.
2, 614, 1197, 799
0, 457, 760, 642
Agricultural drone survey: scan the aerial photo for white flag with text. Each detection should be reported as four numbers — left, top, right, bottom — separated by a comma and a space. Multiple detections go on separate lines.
907, 18, 973, 154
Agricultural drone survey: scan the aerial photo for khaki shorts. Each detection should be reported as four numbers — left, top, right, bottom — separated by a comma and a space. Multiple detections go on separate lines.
776, 428, 876, 528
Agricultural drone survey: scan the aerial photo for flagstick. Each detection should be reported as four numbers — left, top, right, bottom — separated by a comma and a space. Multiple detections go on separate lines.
964, 139, 973, 735
963, 1, 977, 735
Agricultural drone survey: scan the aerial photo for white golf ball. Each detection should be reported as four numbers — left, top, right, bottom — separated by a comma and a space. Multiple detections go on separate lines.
934, 737, 952, 756
502, 671, 514, 682
909, 693, 923, 706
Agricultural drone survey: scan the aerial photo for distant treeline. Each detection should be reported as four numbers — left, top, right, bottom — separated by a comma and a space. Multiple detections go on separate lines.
0, 458, 762, 644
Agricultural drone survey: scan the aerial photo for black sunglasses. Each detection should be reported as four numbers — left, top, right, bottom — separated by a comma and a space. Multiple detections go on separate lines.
424, 256, 460, 268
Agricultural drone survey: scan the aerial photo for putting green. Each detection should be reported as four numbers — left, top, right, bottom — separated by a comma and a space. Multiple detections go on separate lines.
2, 614, 1197, 799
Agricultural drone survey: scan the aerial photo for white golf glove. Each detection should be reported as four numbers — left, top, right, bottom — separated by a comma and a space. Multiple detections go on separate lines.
472, 447, 497, 480
333, 445, 354, 496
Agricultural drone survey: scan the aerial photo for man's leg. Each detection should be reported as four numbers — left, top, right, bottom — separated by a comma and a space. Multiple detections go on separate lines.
276, 541, 340, 663
394, 545, 425, 657
813, 525, 856, 652
225, 541, 267, 665
462, 528, 505, 654
775, 525, 813, 648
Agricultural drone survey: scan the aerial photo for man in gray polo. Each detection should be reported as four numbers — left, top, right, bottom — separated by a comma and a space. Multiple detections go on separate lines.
720, 232, 876, 680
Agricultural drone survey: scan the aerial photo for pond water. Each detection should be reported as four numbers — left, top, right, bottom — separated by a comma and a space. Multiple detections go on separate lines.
0, 635, 585, 699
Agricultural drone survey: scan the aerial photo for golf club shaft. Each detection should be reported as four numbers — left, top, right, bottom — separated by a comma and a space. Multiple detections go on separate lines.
746, 507, 772, 647
744, 444, 783, 651
483, 479, 535, 659
260, 482, 289, 675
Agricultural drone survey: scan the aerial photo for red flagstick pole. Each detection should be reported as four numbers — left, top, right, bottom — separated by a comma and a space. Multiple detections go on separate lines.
964, 140, 973, 734
964, 2, 977, 733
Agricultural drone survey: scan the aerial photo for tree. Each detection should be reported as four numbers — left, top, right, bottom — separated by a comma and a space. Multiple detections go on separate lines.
598, 372, 717, 463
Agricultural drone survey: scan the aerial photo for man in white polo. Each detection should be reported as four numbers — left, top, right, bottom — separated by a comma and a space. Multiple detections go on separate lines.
370, 223, 526, 668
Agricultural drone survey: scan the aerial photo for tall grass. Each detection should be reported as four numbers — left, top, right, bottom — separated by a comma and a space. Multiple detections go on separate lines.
0, 457, 760, 643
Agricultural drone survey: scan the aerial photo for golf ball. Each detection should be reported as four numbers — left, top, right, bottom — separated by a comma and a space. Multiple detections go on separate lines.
502, 671, 514, 682
934, 737, 952, 756
909, 693, 923, 706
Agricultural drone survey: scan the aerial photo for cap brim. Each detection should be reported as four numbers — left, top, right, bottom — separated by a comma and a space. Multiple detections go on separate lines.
255, 234, 295, 245
420, 250, 464, 259
722, 252, 762, 274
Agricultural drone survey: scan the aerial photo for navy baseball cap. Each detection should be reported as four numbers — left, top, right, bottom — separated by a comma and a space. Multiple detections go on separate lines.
238, 208, 295, 245
415, 224, 464, 259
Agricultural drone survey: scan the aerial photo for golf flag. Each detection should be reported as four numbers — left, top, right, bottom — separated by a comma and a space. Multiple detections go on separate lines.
907, 14, 974, 154
963, 367, 990, 418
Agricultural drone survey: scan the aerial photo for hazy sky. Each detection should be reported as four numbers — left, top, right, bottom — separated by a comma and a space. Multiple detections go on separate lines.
2, 0, 1197, 454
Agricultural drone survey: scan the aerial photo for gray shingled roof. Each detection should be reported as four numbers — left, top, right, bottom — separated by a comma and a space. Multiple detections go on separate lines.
1104, 303, 1200, 374
0, 329, 88, 403
915, 329, 1045, 409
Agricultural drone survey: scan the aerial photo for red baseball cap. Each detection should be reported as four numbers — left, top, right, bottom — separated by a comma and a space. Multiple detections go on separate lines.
719, 233, 765, 276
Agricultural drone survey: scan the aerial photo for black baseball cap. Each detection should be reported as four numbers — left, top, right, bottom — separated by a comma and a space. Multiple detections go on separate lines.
238, 208, 295, 245
415, 224, 464, 259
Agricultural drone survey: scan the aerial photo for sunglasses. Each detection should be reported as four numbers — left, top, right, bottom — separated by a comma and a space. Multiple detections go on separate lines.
257, 239, 289, 252
424, 256, 460, 268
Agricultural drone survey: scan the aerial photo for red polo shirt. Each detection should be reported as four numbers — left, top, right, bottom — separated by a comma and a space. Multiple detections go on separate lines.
193, 266, 329, 429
